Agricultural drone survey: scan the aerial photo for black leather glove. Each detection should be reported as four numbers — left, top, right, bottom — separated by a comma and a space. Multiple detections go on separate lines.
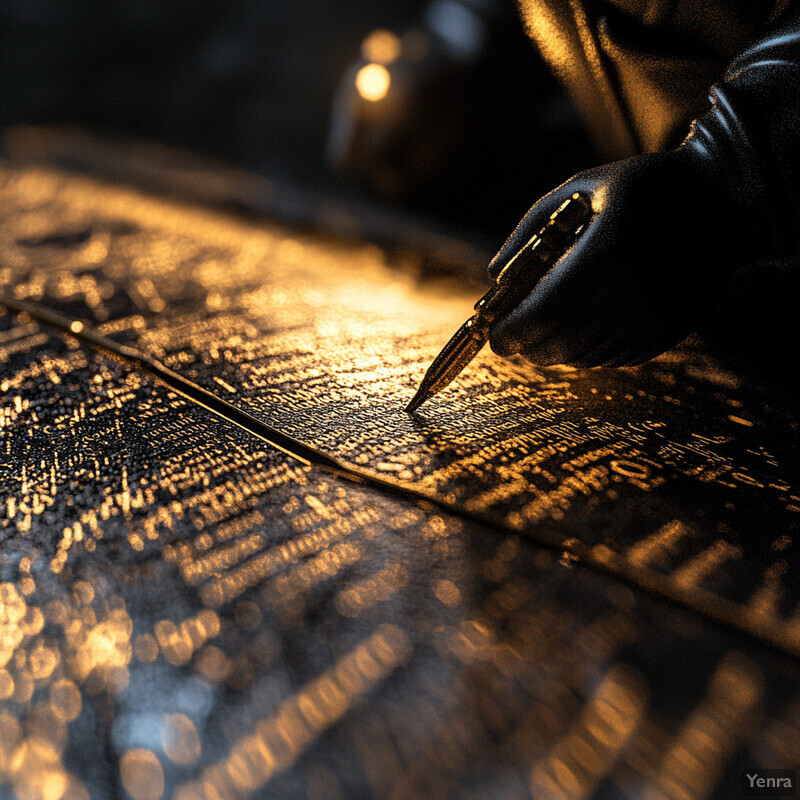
488, 6, 800, 368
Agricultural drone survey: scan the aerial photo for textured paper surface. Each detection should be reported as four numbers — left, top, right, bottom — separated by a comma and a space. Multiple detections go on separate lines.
2, 162, 799, 799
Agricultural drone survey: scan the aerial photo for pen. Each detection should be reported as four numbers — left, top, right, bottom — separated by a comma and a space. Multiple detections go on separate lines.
406, 192, 592, 412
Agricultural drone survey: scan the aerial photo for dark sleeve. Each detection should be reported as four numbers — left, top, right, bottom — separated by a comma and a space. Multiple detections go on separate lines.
684, 4, 800, 261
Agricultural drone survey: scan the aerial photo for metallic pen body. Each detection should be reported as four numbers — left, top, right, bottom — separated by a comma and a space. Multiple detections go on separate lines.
406, 192, 592, 412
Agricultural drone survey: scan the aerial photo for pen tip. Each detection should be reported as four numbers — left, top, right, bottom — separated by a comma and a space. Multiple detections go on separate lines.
405, 394, 424, 413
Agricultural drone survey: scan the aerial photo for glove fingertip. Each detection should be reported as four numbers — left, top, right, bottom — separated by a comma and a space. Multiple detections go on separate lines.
488, 320, 518, 356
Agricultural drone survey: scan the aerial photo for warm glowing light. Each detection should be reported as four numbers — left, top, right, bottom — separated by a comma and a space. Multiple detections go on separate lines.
0, 712, 20, 771
361, 30, 401, 64
72, 608, 132, 692
120, 749, 164, 800
177, 625, 411, 800
0, 583, 27, 668
0, 670, 13, 699
133, 634, 159, 663
196, 645, 230, 682
162, 714, 201, 766
433, 578, 461, 607
50, 679, 82, 722
41, 772, 67, 800
355, 64, 391, 102
152, 609, 220, 666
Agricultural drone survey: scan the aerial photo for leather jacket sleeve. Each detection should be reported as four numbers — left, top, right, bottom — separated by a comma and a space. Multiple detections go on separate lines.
486, 5, 800, 367
684, 4, 800, 262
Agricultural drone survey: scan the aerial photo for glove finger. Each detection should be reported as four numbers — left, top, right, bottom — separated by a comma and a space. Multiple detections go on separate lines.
488, 286, 559, 357
568, 331, 632, 368
518, 322, 605, 366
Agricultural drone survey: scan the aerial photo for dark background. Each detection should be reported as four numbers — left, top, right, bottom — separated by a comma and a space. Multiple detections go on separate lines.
3, 1, 800, 383
0, 0, 593, 241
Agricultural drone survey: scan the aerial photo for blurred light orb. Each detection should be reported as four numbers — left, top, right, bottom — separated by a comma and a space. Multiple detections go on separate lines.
120, 749, 164, 800
162, 713, 201, 766
355, 63, 391, 102
361, 29, 401, 64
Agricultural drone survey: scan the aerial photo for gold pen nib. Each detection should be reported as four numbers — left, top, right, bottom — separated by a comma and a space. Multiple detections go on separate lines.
405, 390, 426, 413
405, 316, 489, 412
405, 192, 592, 413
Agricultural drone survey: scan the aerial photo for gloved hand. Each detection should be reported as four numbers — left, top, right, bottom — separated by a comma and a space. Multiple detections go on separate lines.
487, 147, 742, 367
488, 6, 799, 368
